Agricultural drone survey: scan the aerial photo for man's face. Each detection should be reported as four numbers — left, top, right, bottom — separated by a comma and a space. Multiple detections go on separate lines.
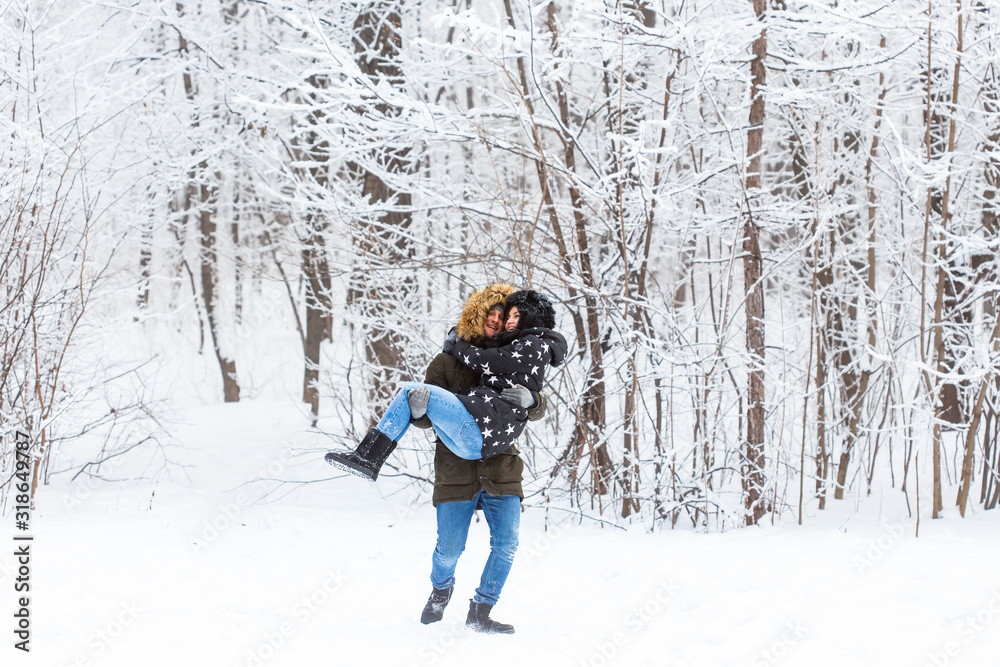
483, 307, 504, 339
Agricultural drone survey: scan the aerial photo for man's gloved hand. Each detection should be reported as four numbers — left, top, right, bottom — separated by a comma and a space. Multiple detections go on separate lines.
501, 384, 536, 409
442, 328, 458, 354
409, 386, 430, 421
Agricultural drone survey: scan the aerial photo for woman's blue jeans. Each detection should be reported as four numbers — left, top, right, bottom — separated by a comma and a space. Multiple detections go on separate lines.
430, 491, 520, 606
375, 383, 484, 460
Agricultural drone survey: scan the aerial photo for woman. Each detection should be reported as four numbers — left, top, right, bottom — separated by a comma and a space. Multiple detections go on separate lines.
325, 290, 567, 481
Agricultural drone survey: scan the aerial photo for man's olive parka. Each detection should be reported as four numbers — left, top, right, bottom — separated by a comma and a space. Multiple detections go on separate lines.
411, 282, 545, 506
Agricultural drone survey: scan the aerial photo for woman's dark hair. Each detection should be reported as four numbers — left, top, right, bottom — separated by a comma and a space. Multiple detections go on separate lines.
505, 290, 556, 330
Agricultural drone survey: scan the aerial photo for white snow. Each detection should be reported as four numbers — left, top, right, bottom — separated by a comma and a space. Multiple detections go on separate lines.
5, 398, 1000, 667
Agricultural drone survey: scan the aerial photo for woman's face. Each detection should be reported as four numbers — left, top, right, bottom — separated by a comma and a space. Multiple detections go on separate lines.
505, 306, 520, 332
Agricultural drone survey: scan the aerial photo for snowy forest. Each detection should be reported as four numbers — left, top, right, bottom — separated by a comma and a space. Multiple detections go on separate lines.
4, 0, 1000, 530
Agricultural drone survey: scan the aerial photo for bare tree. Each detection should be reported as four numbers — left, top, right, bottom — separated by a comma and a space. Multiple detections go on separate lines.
176, 1, 240, 403
347, 1, 418, 413
741, 0, 768, 525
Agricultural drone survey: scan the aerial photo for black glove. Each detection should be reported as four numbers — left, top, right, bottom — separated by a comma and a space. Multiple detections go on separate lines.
500, 384, 536, 409
443, 328, 458, 354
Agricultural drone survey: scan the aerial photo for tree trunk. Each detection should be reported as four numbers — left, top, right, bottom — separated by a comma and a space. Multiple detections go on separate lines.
231, 186, 243, 327
502, 0, 588, 355
960, 57, 1000, 513
741, 0, 768, 525
302, 226, 331, 425
137, 216, 152, 313
349, 2, 416, 412
507, 0, 613, 500
956, 311, 1000, 514
924, 1, 964, 517
176, 8, 239, 403
832, 41, 888, 500
918, 10, 947, 519
785, 85, 831, 509
199, 175, 240, 403
978, 64, 1000, 509
612, 1, 659, 518
296, 72, 334, 425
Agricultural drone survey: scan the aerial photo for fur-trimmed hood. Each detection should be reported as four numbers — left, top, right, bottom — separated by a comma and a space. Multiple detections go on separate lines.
455, 282, 515, 344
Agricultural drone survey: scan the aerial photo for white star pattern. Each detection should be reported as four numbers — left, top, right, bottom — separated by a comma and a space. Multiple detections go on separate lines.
449, 332, 563, 456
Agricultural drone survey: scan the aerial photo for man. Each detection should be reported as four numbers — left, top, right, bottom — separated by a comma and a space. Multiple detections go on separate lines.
413, 282, 543, 635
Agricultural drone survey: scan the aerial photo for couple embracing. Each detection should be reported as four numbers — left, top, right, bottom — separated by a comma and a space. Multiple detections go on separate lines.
326, 284, 567, 634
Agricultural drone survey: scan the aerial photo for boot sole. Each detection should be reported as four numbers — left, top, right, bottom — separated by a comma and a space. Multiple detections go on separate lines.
466, 622, 515, 634
324, 452, 378, 481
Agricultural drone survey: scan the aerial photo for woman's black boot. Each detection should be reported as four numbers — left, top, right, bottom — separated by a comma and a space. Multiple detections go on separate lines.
324, 429, 397, 481
420, 586, 453, 624
465, 600, 514, 634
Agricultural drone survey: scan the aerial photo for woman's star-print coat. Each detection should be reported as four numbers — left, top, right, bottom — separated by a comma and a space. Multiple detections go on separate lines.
450, 326, 568, 459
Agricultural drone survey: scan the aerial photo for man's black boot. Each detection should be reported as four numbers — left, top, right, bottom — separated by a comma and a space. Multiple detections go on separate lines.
465, 600, 514, 634
420, 586, 453, 624
324, 429, 397, 481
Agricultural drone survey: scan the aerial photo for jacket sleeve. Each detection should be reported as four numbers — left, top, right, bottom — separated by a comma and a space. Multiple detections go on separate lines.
527, 391, 546, 422
451, 336, 539, 376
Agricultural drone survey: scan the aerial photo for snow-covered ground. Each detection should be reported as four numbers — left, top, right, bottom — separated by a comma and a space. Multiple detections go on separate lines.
5, 399, 1000, 667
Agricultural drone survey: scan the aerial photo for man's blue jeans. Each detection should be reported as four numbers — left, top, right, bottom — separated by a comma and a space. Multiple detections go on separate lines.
430, 491, 520, 606
375, 383, 483, 460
